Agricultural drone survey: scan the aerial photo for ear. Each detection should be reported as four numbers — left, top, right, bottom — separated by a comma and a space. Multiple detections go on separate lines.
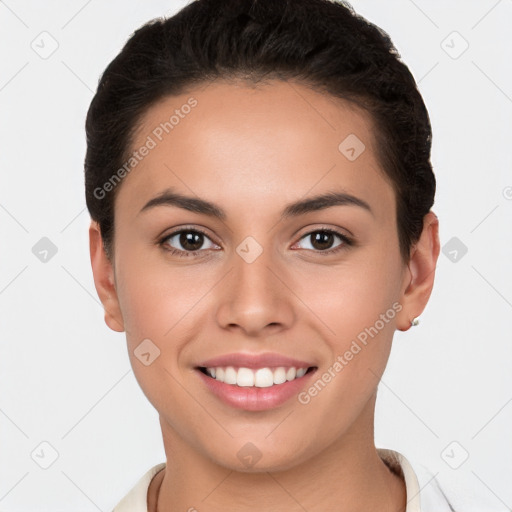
89, 220, 125, 332
396, 211, 440, 332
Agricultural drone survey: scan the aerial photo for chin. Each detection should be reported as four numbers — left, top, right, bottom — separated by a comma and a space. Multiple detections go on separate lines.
204, 439, 314, 474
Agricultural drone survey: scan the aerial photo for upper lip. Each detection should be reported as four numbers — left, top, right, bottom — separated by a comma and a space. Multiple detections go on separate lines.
197, 352, 316, 369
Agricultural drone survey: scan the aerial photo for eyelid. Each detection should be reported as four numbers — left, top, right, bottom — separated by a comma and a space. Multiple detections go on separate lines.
294, 224, 352, 241
159, 225, 218, 243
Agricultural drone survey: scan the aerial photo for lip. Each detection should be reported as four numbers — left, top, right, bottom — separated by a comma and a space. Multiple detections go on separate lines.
196, 368, 317, 411
197, 352, 315, 370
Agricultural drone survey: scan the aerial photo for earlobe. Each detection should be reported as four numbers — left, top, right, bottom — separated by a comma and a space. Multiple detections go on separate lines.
89, 221, 125, 333
396, 211, 440, 332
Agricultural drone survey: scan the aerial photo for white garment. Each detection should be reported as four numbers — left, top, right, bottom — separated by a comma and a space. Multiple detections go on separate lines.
112, 448, 454, 511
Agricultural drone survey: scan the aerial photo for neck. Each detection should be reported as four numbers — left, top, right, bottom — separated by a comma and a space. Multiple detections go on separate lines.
149, 397, 406, 512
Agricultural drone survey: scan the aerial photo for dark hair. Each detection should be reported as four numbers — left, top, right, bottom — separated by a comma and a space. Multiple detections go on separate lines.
84, 0, 435, 262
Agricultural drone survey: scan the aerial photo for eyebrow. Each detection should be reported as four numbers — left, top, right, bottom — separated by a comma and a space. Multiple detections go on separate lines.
139, 187, 373, 220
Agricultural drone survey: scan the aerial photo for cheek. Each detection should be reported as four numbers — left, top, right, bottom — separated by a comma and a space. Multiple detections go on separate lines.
114, 250, 222, 372
299, 254, 401, 339
295, 267, 400, 433
113, 256, 204, 418
295, 246, 403, 384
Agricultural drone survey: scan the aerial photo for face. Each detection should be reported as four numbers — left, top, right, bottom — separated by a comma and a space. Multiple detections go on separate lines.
92, 79, 429, 472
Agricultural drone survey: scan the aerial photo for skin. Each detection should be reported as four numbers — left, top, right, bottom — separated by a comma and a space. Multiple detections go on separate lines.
89, 79, 440, 511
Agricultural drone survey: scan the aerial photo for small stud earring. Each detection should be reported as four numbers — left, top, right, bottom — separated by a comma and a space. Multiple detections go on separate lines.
410, 318, 419, 327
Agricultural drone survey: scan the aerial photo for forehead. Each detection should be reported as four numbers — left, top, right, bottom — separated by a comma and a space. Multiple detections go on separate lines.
116, 79, 395, 222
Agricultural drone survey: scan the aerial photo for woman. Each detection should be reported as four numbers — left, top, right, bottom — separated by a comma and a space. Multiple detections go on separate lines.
85, 0, 451, 510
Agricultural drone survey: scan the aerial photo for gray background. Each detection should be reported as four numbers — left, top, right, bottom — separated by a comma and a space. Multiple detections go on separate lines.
1, 0, 511, 510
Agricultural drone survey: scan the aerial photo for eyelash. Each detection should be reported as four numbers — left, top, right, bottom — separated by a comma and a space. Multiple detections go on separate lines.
158, 226, 354, 258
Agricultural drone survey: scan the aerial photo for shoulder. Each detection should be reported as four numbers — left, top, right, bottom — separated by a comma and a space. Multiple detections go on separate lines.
111, 462, 166, 512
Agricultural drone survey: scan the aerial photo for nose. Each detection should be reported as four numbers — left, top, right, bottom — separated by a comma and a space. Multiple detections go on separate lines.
215, 244, 295, 337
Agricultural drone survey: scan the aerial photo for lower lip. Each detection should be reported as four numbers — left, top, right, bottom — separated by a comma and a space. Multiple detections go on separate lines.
196, 368, 317, 411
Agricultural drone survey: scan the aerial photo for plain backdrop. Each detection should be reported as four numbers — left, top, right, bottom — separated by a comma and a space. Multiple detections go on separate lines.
1, 1, 511, 510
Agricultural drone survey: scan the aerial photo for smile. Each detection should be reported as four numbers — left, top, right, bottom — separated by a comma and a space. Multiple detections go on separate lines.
199, 366, 315, 387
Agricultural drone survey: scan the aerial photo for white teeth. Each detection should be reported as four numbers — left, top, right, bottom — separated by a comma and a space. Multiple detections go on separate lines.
254, 368, 274, 388
273, 367, 287, 385
215, 367, 224, 381
286, 367, 296, 381
205, 366, 310, 387
237, 367, 254, 387
224, 366, 237, 385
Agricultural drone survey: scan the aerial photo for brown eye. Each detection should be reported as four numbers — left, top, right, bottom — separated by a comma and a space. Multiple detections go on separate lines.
295, 229, 352, 254
160, 228, 218, 256
310, 231, 336, 250
178, 231, 204, 251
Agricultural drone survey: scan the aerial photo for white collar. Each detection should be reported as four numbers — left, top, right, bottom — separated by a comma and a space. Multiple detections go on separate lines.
378, 448, 453, 511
